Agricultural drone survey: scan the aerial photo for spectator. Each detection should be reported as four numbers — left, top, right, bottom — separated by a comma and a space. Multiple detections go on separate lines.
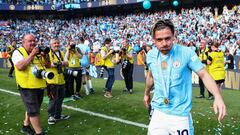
225, 49, 234, 69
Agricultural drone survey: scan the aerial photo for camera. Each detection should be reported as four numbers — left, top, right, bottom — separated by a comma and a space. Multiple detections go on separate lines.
110, 46, 121, 54
32, 66, 54, 79
120, 48, 127, 56
38, 45, 50, 54
54, 62, 63, 74
70, 44, 76, 51
99, 67, 105, 78
122, 48, 127, 53
64, 69, 79, 77
122, 59, 128, 69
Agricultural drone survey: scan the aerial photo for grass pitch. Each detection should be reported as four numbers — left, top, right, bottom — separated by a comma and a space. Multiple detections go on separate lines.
0, 68, 239, 135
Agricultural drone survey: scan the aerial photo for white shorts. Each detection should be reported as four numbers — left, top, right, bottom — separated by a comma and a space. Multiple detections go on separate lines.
148, 109, 194, 135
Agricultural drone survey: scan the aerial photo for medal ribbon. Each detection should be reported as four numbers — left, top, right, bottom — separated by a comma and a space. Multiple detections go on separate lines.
157, 46, 175, 104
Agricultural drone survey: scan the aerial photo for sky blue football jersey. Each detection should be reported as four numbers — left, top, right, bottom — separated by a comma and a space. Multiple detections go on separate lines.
147, 44, 204, 116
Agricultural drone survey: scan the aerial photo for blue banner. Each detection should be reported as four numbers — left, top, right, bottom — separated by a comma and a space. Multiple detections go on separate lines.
0, 0, 159, 11
0, 4, 54, 10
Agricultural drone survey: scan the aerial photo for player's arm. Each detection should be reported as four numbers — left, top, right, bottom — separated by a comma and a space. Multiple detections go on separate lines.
144, 70, 153, 109
197, 68, 227, 122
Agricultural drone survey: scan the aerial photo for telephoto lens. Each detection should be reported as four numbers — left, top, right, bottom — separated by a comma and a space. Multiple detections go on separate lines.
40, 70, 54, 79
99, 67, 105, 78
32, 66, 54, 79
65, 69, 79, 77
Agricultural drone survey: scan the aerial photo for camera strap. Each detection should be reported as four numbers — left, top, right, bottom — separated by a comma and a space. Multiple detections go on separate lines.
52, 50, 63, 62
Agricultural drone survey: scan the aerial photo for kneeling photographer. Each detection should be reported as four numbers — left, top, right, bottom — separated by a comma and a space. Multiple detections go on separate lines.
64, 43, 82, 100
121, 39, 134, 94
12, 34, 50, 135
45, 38, 69, 125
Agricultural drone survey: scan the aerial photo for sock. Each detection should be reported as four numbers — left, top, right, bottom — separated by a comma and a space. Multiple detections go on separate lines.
83, 84, 89, 92
88, 80, 93, 89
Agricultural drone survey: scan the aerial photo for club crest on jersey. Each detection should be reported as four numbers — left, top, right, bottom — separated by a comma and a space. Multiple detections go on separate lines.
173, 60, 181, 68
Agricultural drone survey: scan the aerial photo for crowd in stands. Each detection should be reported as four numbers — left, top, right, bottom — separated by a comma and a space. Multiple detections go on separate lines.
1, 5, 240, 68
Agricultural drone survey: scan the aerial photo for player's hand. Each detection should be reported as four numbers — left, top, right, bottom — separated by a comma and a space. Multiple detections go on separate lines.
213, 96, 227, 122
144, 94, 151, 109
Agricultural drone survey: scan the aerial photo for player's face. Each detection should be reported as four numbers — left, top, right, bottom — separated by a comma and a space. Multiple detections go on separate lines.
152, 27, 174, 55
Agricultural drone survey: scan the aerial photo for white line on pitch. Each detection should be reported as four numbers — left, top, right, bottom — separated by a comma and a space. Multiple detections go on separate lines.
0, 88, 148, 129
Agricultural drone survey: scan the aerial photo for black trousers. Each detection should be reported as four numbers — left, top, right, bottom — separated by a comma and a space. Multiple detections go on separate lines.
199, 77, 212, 97
122, 63, 133, 90
8, 58, 14, 76
64, 69, 82, 97
47, 84, 65, 117
199, 77, 205, 96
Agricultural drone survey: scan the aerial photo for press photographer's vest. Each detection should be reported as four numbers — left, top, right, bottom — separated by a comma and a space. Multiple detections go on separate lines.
14, 47, 47, 89
46, 50, 65, 85
95, 52, 104, 66
208, 51, 225, 80
7, 45, 15, 57
122, 46, 134, 64
198, 48, 209, 70
102, 47, 114, 68
68, 51, 80, 68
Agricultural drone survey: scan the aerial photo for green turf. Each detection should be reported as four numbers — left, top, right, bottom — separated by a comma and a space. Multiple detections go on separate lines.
0, 68, 239, 135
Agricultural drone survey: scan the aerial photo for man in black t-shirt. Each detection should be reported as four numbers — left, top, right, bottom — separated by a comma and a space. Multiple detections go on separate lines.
225, 49, 234, 69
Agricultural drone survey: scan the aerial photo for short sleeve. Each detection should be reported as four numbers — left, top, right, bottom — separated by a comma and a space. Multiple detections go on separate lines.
187, 49, 204, 73
12, 50, 24, 65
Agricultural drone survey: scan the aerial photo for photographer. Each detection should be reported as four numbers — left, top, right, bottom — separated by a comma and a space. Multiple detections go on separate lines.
64, 43, 82, 100
7, 40, 17, 78
45, 38, 69, 125
100, 38, 120, 98
207, 41, 225, 100
12, 34, 49, 135
121, 39, 134, 94
196, 39, 209, 99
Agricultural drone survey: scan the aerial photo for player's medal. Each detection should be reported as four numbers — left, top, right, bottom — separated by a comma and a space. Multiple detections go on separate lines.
161, 61, 168, 70
158, 48, 176, 106
164, 98, 169, 105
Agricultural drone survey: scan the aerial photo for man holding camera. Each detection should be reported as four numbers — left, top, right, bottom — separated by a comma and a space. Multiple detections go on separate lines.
46, 38, 69, 125
65, 43, 82, 100
7, 40, 17, 78
12, 34, 49, 135
196, 39, 209, 99
100, 38, 120, 98
121, 39, 134, 94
